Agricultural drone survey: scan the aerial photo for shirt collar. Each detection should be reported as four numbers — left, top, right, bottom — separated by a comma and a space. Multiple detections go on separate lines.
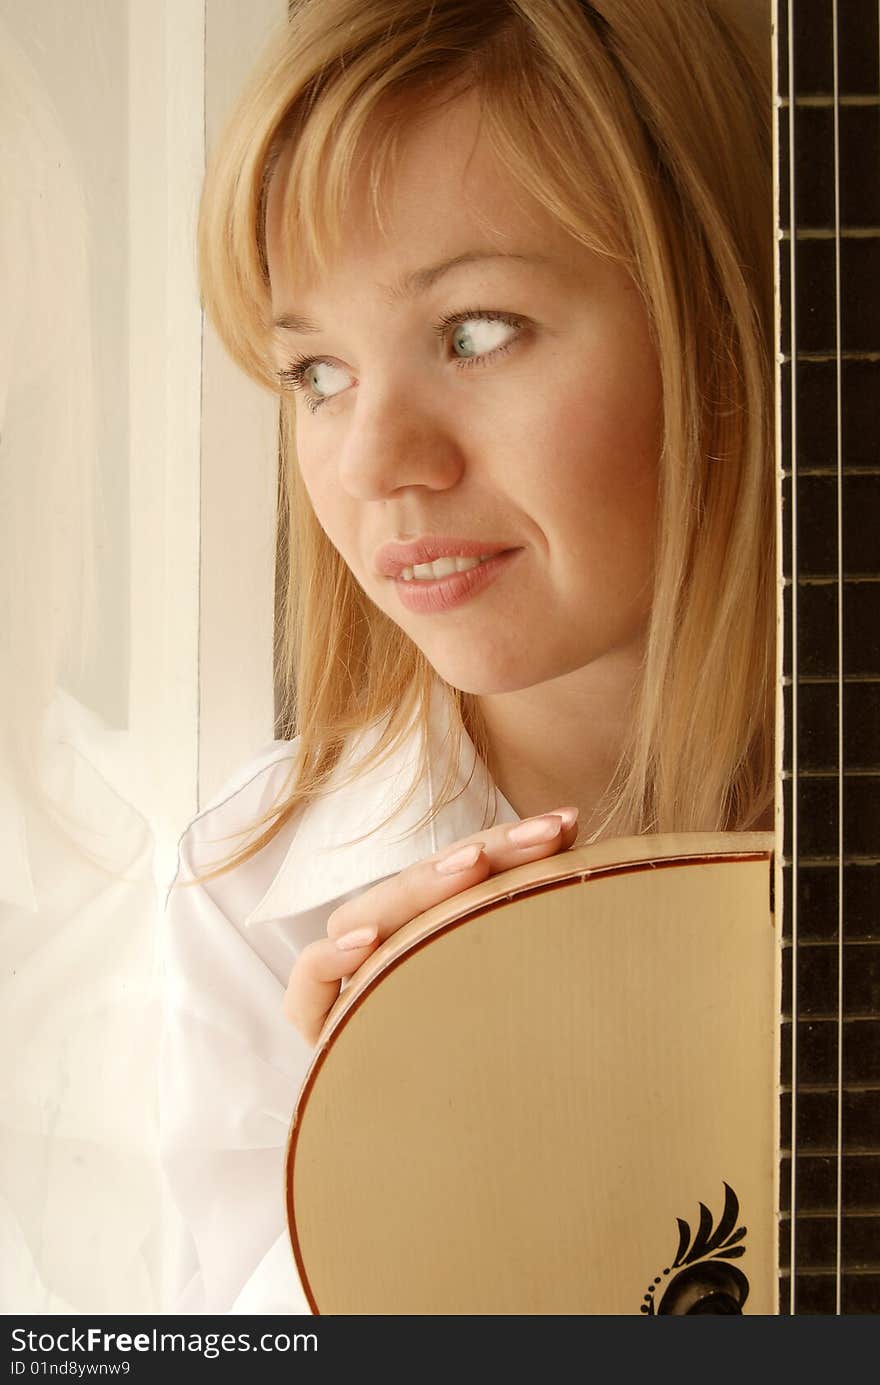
244, 684, 519, 927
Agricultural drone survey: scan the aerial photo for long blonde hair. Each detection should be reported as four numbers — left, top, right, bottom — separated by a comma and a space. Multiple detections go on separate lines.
196, 0, 774, 876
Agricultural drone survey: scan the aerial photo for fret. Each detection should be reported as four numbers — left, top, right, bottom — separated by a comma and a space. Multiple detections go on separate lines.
783, 770, 880, 777
784, 1084, 880, 1094
781, 936, 879, 944
779, 352, 880, 360
780, 856, 880, 867
781, 230, 880, 239
779, 95, 880, 106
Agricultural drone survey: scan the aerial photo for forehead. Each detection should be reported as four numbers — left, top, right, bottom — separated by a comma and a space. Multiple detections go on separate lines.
264, 88, 562, 300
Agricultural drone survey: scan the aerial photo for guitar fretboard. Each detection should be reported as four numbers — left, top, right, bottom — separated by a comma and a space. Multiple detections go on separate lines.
776, 0, 880, 1315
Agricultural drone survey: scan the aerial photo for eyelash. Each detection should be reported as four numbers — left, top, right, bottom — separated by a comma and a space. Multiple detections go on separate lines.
276, 307, 526, 414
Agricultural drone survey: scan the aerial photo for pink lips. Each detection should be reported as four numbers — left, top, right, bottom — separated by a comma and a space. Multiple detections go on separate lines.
375, 536, 513, 579
375, 540, 521, 615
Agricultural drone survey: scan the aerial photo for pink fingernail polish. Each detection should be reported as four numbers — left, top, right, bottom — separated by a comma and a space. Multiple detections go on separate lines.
435, 842, 484, 875
335, 925, 378, 951
506, 815, 563, 847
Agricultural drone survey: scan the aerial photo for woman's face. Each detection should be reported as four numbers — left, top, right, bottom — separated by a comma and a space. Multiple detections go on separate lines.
266, 90, 663, 695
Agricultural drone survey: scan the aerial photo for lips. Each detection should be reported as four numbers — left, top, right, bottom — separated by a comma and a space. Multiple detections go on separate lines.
387, 547, 522, 615
375, 536, 513, 579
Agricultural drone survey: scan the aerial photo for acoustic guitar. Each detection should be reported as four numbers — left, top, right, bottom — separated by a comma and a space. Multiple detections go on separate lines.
284, 1, 879, 1314
286, 834, 776, 1315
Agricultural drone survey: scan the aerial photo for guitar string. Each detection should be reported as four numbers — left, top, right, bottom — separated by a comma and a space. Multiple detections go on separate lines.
831, 0, 844, 1317
786, 0, 799, 1317
876, 0, 880, 1307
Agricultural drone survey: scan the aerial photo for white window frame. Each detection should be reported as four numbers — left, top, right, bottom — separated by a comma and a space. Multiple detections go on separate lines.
128, 0, 284, 879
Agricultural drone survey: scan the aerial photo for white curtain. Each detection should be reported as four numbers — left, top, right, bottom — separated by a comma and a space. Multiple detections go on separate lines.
0, 15, 166, 1314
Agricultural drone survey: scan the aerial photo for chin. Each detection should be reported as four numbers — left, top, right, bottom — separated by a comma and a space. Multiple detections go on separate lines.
424, 645, 575, 697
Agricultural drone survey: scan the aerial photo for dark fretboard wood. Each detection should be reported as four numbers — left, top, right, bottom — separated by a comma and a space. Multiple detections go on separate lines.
776, 0, 880, 1315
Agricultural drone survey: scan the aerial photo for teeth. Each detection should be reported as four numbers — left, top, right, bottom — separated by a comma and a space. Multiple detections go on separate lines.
400, 554, 494, 582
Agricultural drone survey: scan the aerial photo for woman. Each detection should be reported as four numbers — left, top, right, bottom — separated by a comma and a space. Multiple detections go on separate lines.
161, 0, 774, 1314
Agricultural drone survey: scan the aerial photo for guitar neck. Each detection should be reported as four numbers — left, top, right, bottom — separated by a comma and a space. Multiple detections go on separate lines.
775, 0, 880, 1315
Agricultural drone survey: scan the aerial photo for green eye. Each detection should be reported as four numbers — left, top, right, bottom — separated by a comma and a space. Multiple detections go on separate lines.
451, 317, 519, 359
307, 361, 350, 398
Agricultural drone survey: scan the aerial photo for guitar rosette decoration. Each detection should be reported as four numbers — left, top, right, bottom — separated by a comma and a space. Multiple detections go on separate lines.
641, 1183, 750, 1315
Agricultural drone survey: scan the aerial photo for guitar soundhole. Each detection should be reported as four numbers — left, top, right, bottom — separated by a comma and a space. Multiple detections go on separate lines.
656, 1262, 750, 1315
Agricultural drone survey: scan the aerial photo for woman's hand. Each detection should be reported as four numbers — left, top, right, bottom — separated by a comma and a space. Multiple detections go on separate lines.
283, 806, 579, 1044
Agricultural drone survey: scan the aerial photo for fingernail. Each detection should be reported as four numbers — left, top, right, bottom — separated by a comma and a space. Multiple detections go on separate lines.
435, 842, 484, 875
335, 925, 378, 951
506, 814, 563, 847
555, 805, 579, 828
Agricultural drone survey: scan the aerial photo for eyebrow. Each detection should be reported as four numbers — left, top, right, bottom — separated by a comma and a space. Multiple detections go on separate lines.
272, 251, 548, 334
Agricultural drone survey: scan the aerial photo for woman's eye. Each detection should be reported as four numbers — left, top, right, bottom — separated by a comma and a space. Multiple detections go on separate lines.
450, 316, 519, 360
304, 360, 351, 399
278, 357, 353, 413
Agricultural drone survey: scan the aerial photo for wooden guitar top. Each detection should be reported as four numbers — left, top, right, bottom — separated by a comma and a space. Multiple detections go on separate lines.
286, 832, 776, 1315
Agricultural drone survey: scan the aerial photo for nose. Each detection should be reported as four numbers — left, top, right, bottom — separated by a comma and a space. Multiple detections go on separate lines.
336, 387, 465, 501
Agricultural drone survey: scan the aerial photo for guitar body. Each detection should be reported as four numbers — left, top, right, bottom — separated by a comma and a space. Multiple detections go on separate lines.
286, 833, 776, 1315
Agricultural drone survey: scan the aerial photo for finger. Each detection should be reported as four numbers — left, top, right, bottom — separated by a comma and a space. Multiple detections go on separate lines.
477, 805, 580, 874
324, 838, 492, 945
326, 806, 578, 945
283, 930, 379, 1043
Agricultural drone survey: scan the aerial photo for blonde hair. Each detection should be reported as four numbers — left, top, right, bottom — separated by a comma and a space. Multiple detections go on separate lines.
196, 0, 774, 877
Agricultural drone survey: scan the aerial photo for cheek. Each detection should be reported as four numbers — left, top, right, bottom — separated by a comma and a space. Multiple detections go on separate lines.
296, 448, 356, 556
541, 380, 661, 510
526, 364, 661, 587
510, 308, 662, 498
295, 422, 335, 517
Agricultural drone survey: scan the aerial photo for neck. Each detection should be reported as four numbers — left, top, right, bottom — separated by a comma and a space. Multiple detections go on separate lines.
476, 642, 644, 841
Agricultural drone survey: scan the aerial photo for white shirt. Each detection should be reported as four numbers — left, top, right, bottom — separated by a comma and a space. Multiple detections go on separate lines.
159, 683, 519, 1314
